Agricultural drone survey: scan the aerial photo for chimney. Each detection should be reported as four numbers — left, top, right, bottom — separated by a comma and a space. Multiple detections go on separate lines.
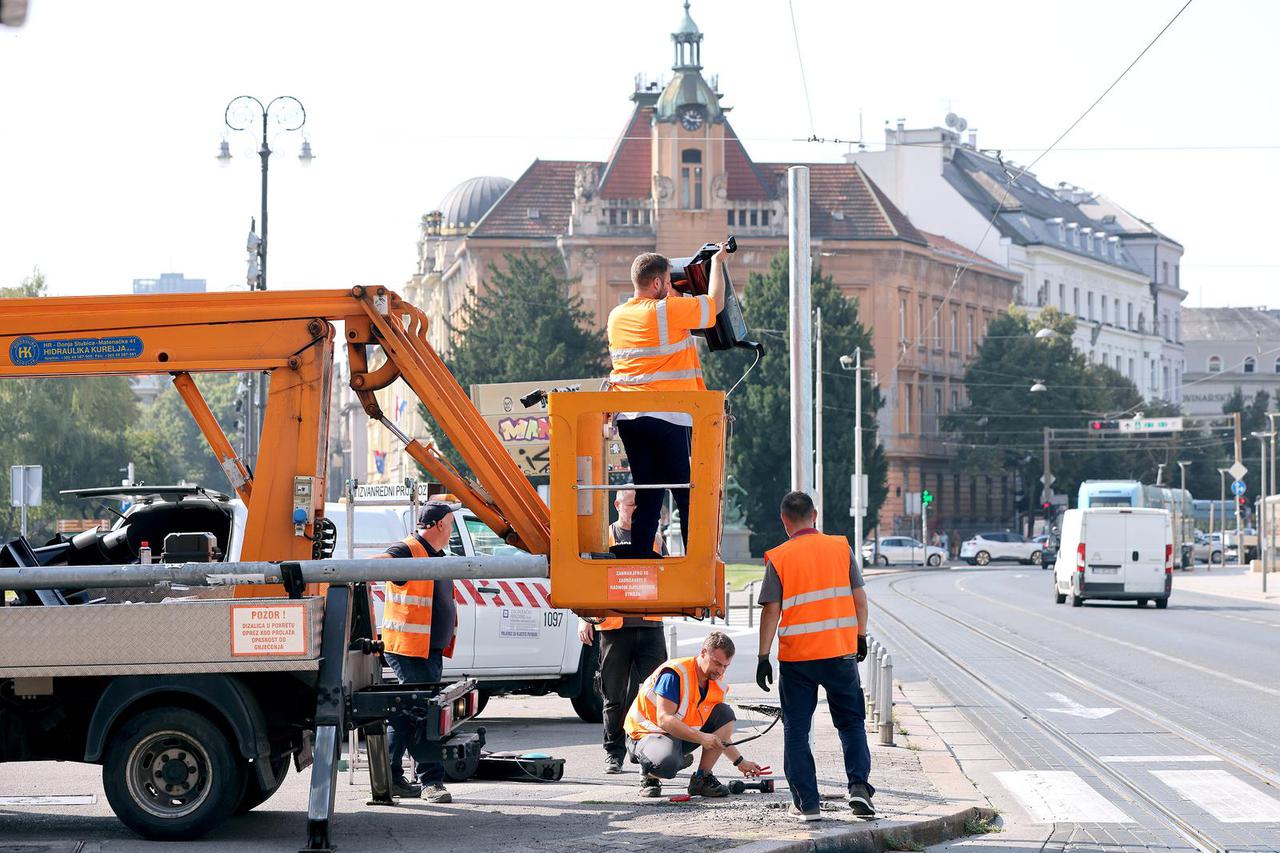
967, 129, 977, 148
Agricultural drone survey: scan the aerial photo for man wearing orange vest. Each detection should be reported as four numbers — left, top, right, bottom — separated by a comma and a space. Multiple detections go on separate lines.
623, 631, 768, 798
606, 246, 727, 556
577, 488, 667, 773
374, 496, 460, 803
756, 491, 873, 821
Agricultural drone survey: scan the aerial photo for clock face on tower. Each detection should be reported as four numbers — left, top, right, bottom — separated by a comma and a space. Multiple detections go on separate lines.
679, 106, 704, 131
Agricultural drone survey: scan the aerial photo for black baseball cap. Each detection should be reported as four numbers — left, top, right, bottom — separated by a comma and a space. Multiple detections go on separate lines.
418, 494, 461, 528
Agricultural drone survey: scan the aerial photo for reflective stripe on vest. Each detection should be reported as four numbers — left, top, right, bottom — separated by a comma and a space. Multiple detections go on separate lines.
623, 656, 727, 739
606, 296, 708, 393
381, 535, 434, 658
763, 533, 859, 662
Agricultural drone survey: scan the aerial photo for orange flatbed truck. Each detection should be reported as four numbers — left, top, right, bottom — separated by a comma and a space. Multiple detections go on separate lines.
0, 281, 734, 848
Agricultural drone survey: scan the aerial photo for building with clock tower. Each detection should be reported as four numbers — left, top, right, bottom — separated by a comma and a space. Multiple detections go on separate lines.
383, 1, 1021, 542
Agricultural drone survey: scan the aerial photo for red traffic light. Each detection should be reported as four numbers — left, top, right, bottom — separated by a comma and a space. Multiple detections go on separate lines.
1089, 420, 1119, 431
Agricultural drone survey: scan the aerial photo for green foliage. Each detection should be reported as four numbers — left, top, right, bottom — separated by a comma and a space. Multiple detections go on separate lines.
1, 268, 47, 299
701, 252, 887, 555
421, 252, 608, 477
126, 374, 245, 489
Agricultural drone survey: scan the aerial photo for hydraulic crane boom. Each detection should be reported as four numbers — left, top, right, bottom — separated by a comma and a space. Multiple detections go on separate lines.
0, 286, 551, 560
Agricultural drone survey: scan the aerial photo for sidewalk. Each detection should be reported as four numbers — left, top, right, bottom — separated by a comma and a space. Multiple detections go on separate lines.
1174, 565, 1280, 604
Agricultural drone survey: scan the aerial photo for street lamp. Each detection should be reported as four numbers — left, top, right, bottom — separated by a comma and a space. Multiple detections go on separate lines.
839, 348, 869, 567
1029, 380, 1047, 393
219, 95, 310, 466
1251, 431, 1275, 590
1034, 328, 1058, 340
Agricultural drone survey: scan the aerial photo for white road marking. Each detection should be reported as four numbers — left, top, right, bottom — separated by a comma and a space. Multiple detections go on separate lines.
1151, 769, 1280, 823
994, 770, 1134, 823
1043, 692, 1120, 719
1100, 755, 1221, 763
0, 794, 97, 805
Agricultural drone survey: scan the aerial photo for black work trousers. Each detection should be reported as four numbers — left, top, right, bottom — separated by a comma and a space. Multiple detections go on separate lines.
616, 416, 692, 556
599, 626, 668, 761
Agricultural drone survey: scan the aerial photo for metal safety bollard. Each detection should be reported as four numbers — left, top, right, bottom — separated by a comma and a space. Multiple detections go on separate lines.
668, 624, 679, 658
865, 639, 880, 716
869, 645, 884, 724
747, 581, 756, 628
878, 654, 894, 746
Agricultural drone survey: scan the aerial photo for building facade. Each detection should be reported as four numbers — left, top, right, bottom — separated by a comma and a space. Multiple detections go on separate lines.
1181, 307, 1280, 416
132, 272, 206, 294
849, 123, 1182, 403
368, 4, 1019, 537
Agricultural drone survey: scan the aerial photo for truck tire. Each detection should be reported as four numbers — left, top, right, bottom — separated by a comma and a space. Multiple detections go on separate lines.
235, 755, 289, 814
570, 642, 604, 724
1155, 597, 1169, 609
103, 707, 244, 840
1054, 589, 1066, 605
1071, 593, 1084, 607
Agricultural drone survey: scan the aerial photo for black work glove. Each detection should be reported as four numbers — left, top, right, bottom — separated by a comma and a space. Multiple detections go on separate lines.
756, 655, 773, 692
857, 635, 868, 662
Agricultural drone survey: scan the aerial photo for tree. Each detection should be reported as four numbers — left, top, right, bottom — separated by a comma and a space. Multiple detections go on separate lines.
1222, 388, 1275, 504
421, 252, 609, 477
125, 373, 245, 489
702, 252, 887, 555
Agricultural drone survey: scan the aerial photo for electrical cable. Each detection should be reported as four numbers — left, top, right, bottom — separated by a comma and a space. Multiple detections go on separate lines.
725, 344, 764, 400
786, 0, 817, 141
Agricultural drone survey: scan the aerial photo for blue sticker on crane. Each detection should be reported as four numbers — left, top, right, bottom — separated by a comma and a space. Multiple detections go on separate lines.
9, 334, 144, 366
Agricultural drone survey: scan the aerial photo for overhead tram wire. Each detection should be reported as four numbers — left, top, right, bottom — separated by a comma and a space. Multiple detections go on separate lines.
883, 0, 1197, 389
787, 0, 818, 142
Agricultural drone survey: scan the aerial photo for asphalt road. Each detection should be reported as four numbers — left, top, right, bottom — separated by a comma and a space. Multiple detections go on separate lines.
869, 565, 1280, 852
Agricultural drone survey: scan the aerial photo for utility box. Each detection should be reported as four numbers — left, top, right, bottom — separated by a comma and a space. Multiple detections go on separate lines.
162, 531, 220, 563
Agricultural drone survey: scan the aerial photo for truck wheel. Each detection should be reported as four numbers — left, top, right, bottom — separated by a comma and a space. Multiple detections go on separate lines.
1136, 599, 1149, 608
103, 707, 244, 840
1155, 597, 1169, 609
1054, 589, 1066, 604
570, 642, 604, 724
1070, 594, 1084, 607
235, 755, 289, 814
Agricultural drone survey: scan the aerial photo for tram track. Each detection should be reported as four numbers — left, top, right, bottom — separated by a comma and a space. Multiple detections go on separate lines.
871, 572, 1280, 853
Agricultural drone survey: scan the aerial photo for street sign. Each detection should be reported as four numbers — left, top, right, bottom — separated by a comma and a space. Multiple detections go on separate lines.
1040, 473, 1055, 487
1232, 480, 1247, 497
1229, 461, 1248, 482
1119, 417, 1183, 434
9, 465, 41, 508
905, 491, 921, 515
921, 489, 934, 506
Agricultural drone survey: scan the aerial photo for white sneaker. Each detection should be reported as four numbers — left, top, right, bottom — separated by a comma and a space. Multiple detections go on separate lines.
787, 804, 822, 822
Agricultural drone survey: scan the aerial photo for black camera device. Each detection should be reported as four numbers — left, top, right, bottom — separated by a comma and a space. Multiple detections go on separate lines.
669, 236, 762, 354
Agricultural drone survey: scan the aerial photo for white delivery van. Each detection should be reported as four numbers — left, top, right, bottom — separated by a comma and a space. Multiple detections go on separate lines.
1053, 507, 1173, 609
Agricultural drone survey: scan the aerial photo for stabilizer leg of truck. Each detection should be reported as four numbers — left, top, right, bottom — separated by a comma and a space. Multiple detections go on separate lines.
302, 584, 353, 853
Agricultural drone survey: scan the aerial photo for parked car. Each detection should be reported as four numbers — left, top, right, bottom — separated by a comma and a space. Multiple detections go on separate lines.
959, 531, 1043, 566
1053, 507, 1172, 608
1191, 531, 1224, 564
1039, 533, 1059, 570
862, 536, 947, 567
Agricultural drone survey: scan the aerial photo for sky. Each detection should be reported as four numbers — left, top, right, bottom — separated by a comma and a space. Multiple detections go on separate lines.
1, 0, 1275, 307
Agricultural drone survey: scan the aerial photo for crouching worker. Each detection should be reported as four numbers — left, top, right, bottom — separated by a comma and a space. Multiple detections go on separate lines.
623, 631, 768, 797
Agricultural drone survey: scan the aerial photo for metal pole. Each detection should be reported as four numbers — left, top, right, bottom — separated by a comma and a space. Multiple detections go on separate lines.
1042, 426, 1052, 526
1263, 434, 1271, 591
17, 467, 26, 538
788, 166, 813, 495
1178, 460, 1190, 569
1235, 412, 1243, 544
0, 555, 550, 590
668, 624, 678, 659
854, 348, 865, 565
1218, 469, 1227, 569
878, 654, 894, 746
815, 307, 824, 524
1270, 413, 1279, 575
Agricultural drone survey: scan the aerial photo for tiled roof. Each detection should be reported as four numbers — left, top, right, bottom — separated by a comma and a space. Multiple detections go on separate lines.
723, 122, 771, 201
920, 231, 1018, 277
470, 160, 597, 239
757, 162, 927, 244
1182, 307, 1280, 342
598, 108, 653, 200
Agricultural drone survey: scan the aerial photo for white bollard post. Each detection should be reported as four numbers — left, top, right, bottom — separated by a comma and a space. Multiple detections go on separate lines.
668, 625, 678, 658
878, 654, 894, 746
747, 581, 756, 628
865, 639, 880, 716
870, 645, 884, 724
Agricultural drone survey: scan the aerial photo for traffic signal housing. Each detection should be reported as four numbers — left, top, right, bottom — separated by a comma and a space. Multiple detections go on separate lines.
1089, 420, 1120, 432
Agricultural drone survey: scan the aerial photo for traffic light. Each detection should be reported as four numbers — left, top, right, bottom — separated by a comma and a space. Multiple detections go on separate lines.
921, 489, 934, 506
1238, 495, 1247, 506
1089, 420, 1120, 432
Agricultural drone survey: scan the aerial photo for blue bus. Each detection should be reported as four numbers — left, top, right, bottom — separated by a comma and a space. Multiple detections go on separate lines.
1077, 480, 1194, 567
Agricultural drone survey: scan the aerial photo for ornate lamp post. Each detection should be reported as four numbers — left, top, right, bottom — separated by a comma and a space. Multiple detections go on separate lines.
217, 95, 312, 464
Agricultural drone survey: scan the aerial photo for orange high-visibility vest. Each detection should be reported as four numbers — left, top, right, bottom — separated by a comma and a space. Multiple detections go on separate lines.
606, 295, 712, 392
764, 532, 859, 662
381, 535, 434, 658
624, 656, 727, 740
598, 522, 664, 631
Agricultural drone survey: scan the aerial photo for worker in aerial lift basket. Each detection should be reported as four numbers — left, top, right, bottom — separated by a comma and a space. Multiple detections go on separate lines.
374, 496, 461, 803
623, 631, 768, 798
756, 490, 875, 822
605, 243, 728, 558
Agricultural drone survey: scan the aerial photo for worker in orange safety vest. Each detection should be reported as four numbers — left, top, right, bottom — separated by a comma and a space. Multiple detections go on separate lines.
756, 490, 874, 822
374, 496, 460, 804
605, 245, 728, 557
577, 488, 667, 773
622, 631, 768, 798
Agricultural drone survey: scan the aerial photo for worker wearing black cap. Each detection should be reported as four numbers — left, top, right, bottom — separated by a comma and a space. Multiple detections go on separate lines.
375, 495, 461, 803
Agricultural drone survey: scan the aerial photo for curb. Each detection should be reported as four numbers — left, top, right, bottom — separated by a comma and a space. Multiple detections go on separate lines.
728, 684, 995, 852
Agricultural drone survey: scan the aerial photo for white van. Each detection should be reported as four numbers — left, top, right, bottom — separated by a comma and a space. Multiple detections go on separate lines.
1053, 507, 1173, 609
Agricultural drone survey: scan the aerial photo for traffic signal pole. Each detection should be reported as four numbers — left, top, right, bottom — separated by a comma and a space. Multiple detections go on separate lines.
1043, 426, 1052, 528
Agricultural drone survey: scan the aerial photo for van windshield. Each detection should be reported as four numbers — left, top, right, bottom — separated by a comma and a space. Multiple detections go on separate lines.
465, 517, 523, 556
1090, 496, 1134, 507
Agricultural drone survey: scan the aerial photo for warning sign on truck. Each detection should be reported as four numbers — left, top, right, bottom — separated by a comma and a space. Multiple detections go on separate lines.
606, 565, 658, 601
230, 603, 308, 656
